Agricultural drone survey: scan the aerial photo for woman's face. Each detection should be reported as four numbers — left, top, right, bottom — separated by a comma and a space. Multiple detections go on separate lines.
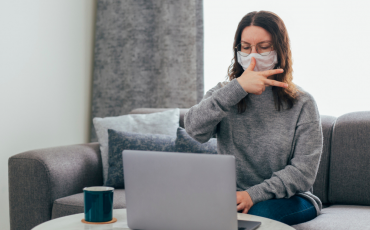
240, 25, 273, 54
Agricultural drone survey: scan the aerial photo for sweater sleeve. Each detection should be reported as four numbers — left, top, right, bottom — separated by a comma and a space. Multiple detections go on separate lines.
184, 79, 248, 143
246, 102, 324, 204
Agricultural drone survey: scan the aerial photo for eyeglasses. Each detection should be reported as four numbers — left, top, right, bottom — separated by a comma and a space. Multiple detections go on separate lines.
235, 42, 274, 57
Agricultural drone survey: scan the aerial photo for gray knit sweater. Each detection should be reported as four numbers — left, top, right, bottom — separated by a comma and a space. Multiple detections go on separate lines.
184, 78, 323, 216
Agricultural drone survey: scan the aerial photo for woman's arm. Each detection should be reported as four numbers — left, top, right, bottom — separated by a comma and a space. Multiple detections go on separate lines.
246, 104, 323, 204
184, 79, 248, 143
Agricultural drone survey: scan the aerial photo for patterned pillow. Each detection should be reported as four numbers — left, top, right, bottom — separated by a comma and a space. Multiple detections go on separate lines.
175, 127, 217, 154
106, 129, 176, 188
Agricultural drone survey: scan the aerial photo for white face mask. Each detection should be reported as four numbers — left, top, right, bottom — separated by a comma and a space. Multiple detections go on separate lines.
237, 50, 278, 71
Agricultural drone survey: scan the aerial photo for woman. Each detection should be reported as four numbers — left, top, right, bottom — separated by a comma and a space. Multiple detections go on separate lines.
184, 11, 323, 226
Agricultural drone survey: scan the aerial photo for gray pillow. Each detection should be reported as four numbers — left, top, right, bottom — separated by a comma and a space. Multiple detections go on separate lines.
93, 108, 180, 185
106, 129, 176, 188
175, 127, 217, 154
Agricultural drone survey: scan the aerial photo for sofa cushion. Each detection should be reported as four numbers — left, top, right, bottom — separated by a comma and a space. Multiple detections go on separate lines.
51, 189, 126, 219
328, 111, 370, 205
292, 205, 370, 230
129, 108, 190, 129
93, 108, 180, 185
312, 115, 336, 204
175, 127, 217, 154
106, 129, 176, 188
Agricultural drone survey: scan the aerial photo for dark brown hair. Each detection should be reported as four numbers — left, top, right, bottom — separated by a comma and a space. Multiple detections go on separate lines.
227, 11, 303, 113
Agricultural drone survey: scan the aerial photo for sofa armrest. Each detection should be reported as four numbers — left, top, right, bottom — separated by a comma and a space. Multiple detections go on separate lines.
8, 142, 102, 230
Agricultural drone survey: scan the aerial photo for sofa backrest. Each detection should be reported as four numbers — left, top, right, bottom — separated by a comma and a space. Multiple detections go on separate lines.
328, 111, 370, 205
129, 108, 370, 206
312, 115, 336, 204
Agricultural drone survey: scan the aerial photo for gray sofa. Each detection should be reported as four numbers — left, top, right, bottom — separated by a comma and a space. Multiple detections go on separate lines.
8, 108, 370, 230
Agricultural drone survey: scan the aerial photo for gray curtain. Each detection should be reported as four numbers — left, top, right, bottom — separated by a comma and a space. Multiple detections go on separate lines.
90, 0, 204, 142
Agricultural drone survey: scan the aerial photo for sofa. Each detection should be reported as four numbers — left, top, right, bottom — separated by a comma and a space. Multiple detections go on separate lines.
8, 108, 370, 230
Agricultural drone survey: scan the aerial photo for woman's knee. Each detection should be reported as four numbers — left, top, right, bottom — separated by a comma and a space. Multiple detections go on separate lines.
245, 196, 317, 225
278, 205, 316, 225
247, 199, 282, 221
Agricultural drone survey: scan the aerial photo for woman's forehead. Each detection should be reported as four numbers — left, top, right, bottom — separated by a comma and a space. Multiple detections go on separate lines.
241, 25, 272, 44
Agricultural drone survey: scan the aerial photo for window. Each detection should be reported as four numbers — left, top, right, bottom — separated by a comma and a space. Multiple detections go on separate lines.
204, 0, 370, 117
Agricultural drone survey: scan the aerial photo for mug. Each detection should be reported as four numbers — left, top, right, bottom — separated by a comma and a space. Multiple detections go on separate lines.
83, 186, 114, 222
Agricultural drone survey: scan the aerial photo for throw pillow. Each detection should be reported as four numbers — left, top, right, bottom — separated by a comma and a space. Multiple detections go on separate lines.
93, 108, 180, 185
106, 129, 176, 188
175, 127, 217, 154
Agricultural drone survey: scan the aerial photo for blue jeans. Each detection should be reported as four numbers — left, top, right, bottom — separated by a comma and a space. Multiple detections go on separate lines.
238, 195, 317, 226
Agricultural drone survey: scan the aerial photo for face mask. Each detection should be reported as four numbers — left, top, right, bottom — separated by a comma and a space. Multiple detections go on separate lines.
237, 50, 278, 71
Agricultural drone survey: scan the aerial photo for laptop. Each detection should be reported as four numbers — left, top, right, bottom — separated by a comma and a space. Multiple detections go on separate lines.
123, 150, 261, 230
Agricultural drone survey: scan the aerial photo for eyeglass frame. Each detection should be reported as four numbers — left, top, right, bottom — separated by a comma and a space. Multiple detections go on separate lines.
235, 41, 274, 57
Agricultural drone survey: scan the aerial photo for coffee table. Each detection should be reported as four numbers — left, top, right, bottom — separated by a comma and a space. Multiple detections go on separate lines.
32, 209, 294, 230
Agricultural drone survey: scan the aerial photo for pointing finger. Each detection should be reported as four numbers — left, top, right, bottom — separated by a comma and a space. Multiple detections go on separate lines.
261, 68, 284, 77
246, 57, 256, 71
264, 79, 288, 88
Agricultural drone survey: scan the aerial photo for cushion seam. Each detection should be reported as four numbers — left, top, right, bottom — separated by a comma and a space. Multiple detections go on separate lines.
54, 202, 84, 208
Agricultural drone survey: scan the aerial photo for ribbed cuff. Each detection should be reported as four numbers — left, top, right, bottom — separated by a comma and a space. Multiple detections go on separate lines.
246, 184, 274, 205
212, 78, 248, 109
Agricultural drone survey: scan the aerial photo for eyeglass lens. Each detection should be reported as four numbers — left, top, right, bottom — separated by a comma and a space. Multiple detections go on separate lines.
237, 42, 272, 56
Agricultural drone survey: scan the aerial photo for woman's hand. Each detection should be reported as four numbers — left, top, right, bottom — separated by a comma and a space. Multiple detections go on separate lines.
236, 57, 288, 95
236, 191, 254, 214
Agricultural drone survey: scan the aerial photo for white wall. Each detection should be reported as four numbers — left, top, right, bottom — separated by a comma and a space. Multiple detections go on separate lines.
0, 0, 96, 229
204, 0, 370, 117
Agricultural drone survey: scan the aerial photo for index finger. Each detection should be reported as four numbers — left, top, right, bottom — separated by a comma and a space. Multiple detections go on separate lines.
236, 203, 244, 211
242, 207, 249, 214
264, 79, 288, 88
261, 68, 284, 77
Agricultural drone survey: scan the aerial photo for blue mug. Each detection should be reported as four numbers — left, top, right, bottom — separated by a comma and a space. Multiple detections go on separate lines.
83, 186, 114, 222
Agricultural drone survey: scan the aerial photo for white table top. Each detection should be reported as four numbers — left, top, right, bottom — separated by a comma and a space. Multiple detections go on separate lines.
32, 209, 294, 230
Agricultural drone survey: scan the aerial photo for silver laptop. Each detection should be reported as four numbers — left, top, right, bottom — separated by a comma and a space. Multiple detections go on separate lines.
123, 150, 261, 230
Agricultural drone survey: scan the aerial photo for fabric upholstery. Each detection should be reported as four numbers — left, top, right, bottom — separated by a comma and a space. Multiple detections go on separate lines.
312, 115, 337, 204
9, 108, 370, 230
8, 143, 102, 230
52, 189, 126, 219
175, 127, 217, 154
106, 129, 176, 188
129, 108, 190, 129
93, 108, 180, 184
328, 111, 370, 205
292, 205, 370, 230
